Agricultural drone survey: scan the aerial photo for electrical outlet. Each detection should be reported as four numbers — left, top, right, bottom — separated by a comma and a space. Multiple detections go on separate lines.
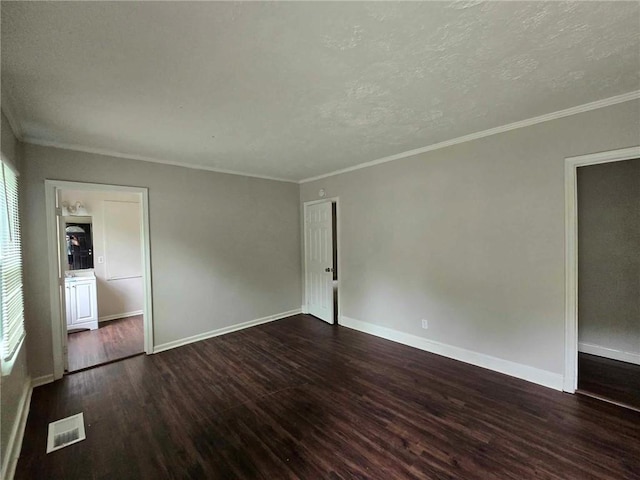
97, 256, 104, 264
421, 319, 428, 329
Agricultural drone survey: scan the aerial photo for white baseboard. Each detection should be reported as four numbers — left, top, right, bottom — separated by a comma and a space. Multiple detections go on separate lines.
99, 310, 143, 323
153, 308, 302, 354
579, 342, 640, 366
31, 374, 55, 388
340, 316, 564, 391
1, 377, 32, 480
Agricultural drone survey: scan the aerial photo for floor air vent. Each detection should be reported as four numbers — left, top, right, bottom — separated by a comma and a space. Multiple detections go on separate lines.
46, 413, 86, 453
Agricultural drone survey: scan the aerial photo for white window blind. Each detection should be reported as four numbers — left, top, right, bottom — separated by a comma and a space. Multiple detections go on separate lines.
0, 160, 25, 361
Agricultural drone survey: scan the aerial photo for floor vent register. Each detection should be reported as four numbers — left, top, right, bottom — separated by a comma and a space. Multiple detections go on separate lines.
46, 413, 86, 453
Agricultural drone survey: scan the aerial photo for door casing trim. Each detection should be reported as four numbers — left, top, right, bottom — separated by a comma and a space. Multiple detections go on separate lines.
563, 146, 640, 392
45, 180, 154, 380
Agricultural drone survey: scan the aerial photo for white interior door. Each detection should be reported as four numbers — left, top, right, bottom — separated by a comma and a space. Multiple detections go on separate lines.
305, 202, 334, 324
55, 188, 69, 370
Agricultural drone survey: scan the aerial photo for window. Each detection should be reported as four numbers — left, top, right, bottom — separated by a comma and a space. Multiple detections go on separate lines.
0, 159, 25, 363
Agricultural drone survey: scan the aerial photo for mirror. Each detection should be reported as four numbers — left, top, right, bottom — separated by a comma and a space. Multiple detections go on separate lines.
66, 221, 94, 270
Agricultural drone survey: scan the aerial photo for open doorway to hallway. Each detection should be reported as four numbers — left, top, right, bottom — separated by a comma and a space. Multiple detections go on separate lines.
45, 180, 153, 379
576, 158, 640, 411
61, 188, 145, 372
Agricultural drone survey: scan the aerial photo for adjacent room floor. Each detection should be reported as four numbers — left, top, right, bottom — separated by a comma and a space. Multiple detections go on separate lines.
67, 315, 144, 372
19, 315, 640, 479
578, 352, 640, 411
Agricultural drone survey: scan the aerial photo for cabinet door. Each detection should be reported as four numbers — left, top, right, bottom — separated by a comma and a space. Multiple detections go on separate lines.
72, 281, 97, 324
65, 285, 74, 327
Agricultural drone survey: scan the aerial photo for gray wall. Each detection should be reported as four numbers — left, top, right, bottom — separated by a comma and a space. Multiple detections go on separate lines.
1, 112, 29, 477
22, 144, 302, 378
300, 99, 640, 376
578, 159, 640, 358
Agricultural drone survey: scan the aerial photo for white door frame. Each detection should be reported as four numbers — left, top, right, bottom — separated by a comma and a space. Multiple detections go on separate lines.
45, 180, 154, 380
303, 197, 341, 324
563, 145, 640, 392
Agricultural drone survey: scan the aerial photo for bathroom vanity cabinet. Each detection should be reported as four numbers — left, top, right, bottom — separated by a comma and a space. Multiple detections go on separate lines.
65, 274, 98, 330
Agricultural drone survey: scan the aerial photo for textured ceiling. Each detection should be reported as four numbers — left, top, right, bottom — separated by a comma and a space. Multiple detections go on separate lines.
2, 1, 639, 181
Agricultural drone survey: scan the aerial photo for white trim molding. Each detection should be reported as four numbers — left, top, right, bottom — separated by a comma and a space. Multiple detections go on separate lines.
23, 137, 296, 184
1, 373, 57, 480
31, 374, 55, 389
341, 316, 564, 391
579, 343, 640, 366
563, 145, 640, 393
300, 90, 640, 183
153, 308, 302, 354
8, 91, 638, 185
98, 310, 144, 323
1, 377, 32, 480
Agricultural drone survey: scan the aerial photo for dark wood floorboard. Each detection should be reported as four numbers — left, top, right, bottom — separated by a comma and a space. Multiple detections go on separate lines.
578, 352, 640, 411
67, 315, 144, 372
18, 315, 640, 479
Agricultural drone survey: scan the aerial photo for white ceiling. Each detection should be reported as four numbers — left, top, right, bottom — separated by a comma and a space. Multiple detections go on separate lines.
2, 2, 639, 182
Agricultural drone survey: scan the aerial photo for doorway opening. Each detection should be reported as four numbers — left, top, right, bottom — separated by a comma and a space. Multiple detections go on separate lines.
576, 158, 640, 410
45, 181, 153, 379
303, 198, 340, 325
564, 146, 640, 411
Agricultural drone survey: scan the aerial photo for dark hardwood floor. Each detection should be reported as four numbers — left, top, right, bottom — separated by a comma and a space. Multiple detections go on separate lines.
578, 352, 640, 411
18, 315, 640, 479
67, 315, 144, 372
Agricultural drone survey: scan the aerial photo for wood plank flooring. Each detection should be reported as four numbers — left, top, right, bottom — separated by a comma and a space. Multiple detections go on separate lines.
579, 352, 640, 411
18, 315, 640, 479
67, 315, 144, 372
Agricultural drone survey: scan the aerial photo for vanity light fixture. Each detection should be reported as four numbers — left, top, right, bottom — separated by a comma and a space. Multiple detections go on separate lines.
62, 201, 89, 216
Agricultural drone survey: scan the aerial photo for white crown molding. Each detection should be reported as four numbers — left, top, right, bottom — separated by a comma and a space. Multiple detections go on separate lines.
11, 90, 640, 184
22, 136, 297, 184
299, 90, 640, 184
1, 89, 25, 141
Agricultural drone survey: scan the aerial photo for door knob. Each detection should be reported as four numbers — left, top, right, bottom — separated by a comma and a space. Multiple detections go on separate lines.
325, 267, 333, 273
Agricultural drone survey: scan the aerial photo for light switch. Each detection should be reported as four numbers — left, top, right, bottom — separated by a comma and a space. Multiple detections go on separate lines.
97, 256, 104, 264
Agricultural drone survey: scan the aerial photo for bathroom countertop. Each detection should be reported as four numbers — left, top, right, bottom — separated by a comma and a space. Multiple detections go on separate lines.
65, 270, 96, 281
